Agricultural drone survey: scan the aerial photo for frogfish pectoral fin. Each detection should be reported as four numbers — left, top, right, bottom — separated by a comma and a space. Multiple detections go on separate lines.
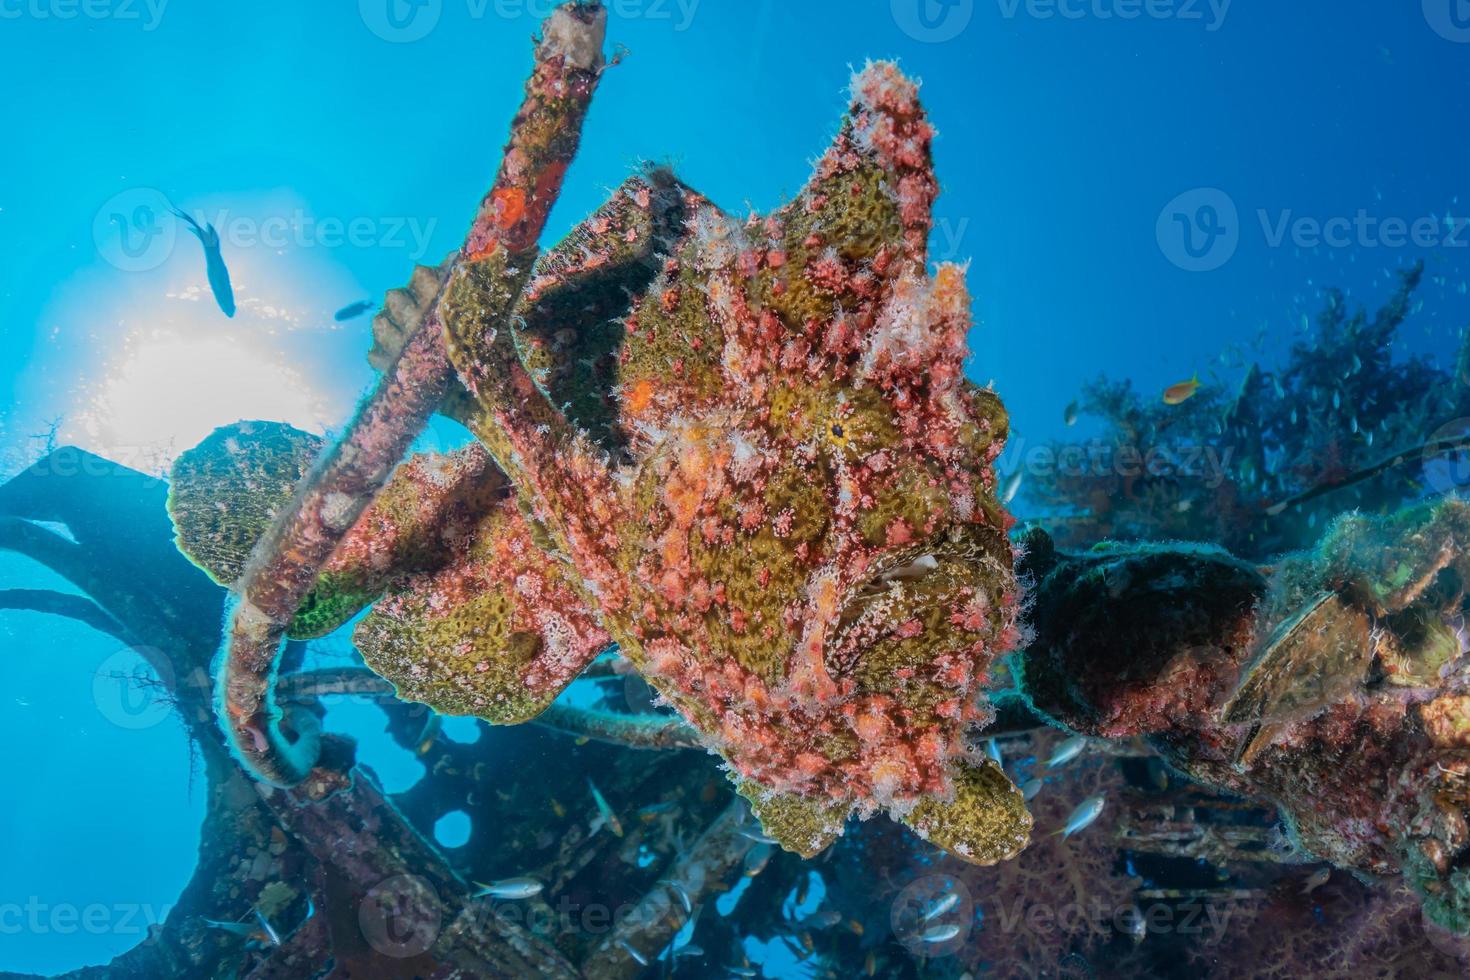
735, 779, 852, 859
898, 758, 1033, 866
353, 495, 610, 725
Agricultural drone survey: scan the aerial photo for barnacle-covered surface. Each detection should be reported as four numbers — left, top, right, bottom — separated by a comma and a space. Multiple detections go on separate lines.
169, 420, 507, 639
1020, 498, 1470, 936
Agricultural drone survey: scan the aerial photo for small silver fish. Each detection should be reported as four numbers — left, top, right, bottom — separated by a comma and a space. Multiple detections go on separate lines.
1055, 794, 1106, 839
738, 827, 777, 844
744, 843, 774, 878
1301, 866, 1331, 895
1021, 777, 1044, 801
984, 738, 1003, 766
806, 909, 843, 928
729, 968, 758, 977
673, 944, 704, 958
589, 779, 624, 837
415, 713, 442, 756
1046, 735, 1087, 768
1002, 468, 1023, 504
472, 876, 543, 899
920, 923, 961, 943
662, 879, 692, 915
201, 906, 280, 946
922, 891, 959, 922
618, 939, 648, 966
1123, 905, 1147, 944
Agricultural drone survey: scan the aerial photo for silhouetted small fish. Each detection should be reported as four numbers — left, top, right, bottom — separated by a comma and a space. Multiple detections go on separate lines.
334, 299, 375, 321
1163, 374, 1200, 406
472, 876, 543, 899
172, 207, 235, 317
1046, 735, 1087, 768
1054, 795, 1106, 838
1064, 400, 1079, 426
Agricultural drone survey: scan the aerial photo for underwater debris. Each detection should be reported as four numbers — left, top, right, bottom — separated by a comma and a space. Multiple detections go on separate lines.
1028, 264, 1470, 560
204, 1, 610, 788
1018, 499, 1470, 935
176, 48, 1031, 863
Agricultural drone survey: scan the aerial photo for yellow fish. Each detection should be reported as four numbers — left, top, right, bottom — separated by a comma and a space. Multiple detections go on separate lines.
1163, 374, 1201, 405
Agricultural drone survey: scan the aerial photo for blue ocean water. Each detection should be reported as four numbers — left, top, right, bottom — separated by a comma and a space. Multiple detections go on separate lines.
1, 2, 1468, 977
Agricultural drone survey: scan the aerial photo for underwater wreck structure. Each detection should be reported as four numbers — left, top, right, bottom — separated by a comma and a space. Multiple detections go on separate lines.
7, 2, 1470, 976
